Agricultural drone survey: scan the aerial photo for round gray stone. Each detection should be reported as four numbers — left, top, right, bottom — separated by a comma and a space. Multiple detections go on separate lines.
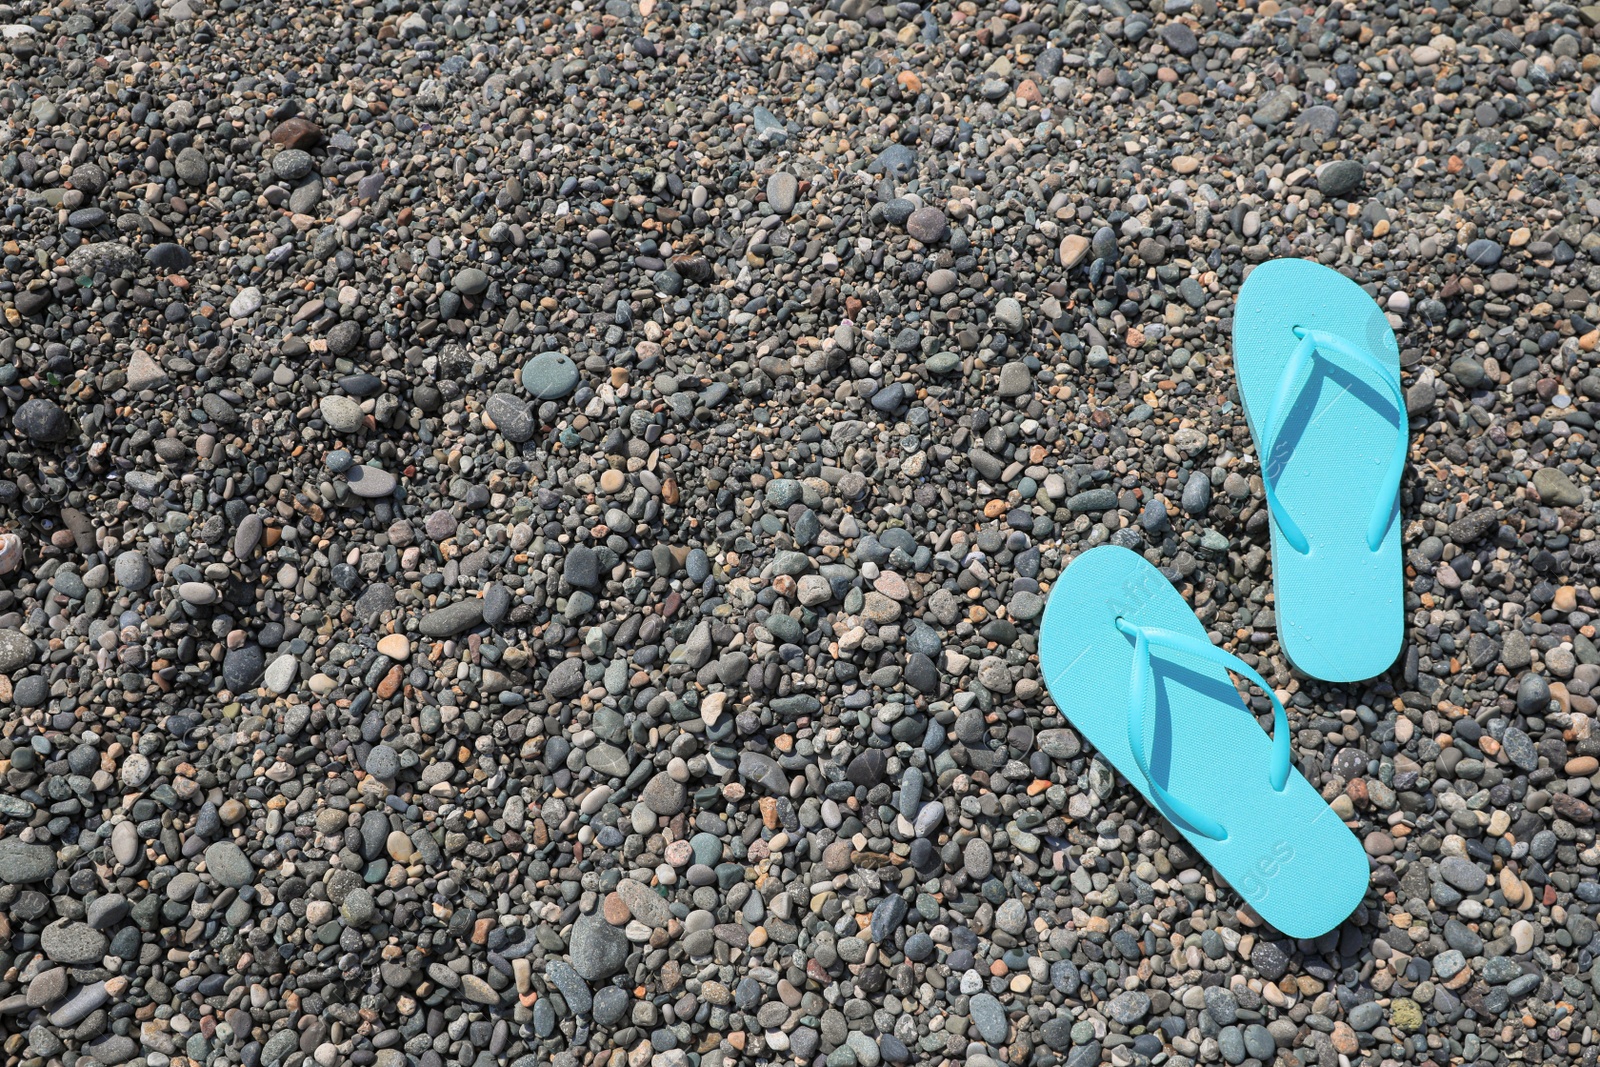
969, 992, 1007, 1044
1317, 160, 1364, 198
223, 645, 264, 690
0, 841, 57, 883
0, 629, 35, 673
175, 146, 208, 186
271, 149, 314, 180
263, 654, 298, 694
521, 352, 579, 399
485, 393, 535, 443
365, 744, 399, 778
905, 205, 949, 243
641, 771, 686, 816
13, 675, 48, 708
568, 911, 629, 981
454, 267, 490, 295
319, 395, 365, 434
203, 841, 254, 888
41, 921, 108, 965
13, 399, 72, 443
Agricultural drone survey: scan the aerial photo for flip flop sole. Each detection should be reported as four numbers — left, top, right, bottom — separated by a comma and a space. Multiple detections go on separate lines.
1234, 258, 1405, 683
1039, 546, 1369, 939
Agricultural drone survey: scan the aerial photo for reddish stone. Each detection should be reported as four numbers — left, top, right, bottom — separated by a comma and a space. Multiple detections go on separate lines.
270, 117, 324, 151
376, 664, 403, 699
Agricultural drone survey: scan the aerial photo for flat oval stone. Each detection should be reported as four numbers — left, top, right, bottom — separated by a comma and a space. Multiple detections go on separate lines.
177, 581, 219, 606
521, 352, 579, 399
263, 653, 298, 694
41, 920, 108, 965
766, 170, 798, 214
345, 465, 397, 498
203, 841, 254, 887
454, 267, 490, 295
111, 820, 141, 866
377, 634, 410, 660
319, 395, 364, 434
234, 514, 264, 558
0, 840, 57, 882
419, 599, 485, 637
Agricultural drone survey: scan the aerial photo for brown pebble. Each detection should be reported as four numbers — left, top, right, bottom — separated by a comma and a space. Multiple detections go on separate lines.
1567, 756, 1599, 776
603, 892, 631, 925
1500, 867, 1527, 907
376, 665, 403, 699
1346, 777, 1369, 806
270, 116, 324, 150
822, 841, 853, 873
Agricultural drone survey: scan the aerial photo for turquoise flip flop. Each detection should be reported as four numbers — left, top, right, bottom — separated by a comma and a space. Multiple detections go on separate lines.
1234, 258, 1408, 683
1039, 545, 1368, 939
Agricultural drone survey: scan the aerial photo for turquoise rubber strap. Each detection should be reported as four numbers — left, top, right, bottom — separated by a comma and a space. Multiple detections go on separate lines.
1116, 620, 1291, 842
1258, 327, 1408, 554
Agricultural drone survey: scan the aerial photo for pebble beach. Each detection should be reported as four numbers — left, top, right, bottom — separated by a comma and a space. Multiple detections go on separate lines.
3, 0, 1600, 1066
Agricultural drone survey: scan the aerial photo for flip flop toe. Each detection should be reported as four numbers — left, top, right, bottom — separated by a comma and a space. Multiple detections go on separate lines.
1234, 258, 1408, 682
1039, 545, 1369, 939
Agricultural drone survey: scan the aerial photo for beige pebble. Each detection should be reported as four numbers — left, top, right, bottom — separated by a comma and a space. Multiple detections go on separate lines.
1500, 867, 1526, 907
1059, 234, 1090, 268
873, 572, 910, 600
387, 830, 416, 862
599, 469, 626, 494
378, 634, 411, 661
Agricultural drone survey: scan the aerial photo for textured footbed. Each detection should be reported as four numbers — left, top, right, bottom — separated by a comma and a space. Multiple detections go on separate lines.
1233, 258, 1406, 683
1039, 546, 1369, 939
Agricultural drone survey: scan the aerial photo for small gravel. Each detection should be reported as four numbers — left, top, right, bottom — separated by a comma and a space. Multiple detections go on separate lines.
2, 1, 1599, 1065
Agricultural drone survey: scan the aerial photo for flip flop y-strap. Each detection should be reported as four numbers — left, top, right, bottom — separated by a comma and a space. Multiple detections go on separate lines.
1258, 326, 1408, 555
1114, 620, 1290, 842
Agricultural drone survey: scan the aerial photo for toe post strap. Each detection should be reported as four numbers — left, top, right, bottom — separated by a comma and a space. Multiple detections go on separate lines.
1258, 326, 1408, 555
1116, 618, 1290, 842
